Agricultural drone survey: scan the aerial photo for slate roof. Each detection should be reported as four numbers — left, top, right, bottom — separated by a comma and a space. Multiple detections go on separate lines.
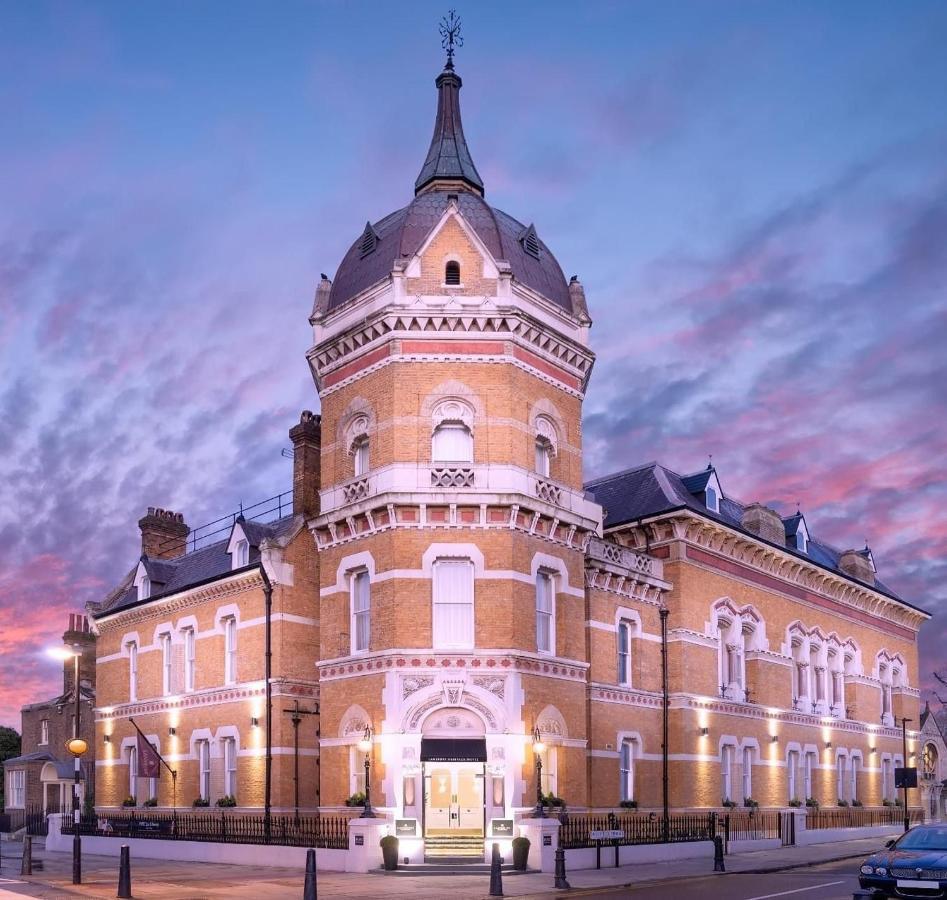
585, 462, 924, 612
92, 515, 299, 619
326, 64, 574, 316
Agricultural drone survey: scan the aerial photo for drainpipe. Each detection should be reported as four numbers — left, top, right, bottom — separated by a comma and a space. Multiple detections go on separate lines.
259, 563, 273, 840
660, 605, 670, 842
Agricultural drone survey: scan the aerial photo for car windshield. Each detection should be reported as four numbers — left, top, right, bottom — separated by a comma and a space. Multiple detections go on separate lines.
895, 827, 947, 851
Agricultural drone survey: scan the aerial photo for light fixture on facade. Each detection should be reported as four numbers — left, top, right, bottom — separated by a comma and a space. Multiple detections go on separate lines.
870, 746, 877, 754
770, 735, 778, 743
251, 717, 259, 727
358, 726, 375, 818
825, 741, 832, 749
699, 727, 709, 736
168, 726, 176, 736
103, 734, 111, 744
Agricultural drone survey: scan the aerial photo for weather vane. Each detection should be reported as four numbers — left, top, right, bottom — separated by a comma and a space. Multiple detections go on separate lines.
439, 9, 463, 70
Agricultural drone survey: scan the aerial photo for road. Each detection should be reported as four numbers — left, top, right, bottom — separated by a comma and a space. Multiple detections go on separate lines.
557, 858, 860, 899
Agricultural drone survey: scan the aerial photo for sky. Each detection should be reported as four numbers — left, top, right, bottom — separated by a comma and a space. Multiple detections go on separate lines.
1, 0, 946, 729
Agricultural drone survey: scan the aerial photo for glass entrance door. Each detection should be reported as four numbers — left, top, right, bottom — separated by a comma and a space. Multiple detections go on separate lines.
423, 762, 484, 836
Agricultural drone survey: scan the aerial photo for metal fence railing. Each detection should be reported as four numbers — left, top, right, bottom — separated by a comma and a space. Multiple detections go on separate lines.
559, 812, 716, 850
1, 806, 53, 836
720, 810, 782, 841
806, 806, 924, 830
60, 809, 352, 849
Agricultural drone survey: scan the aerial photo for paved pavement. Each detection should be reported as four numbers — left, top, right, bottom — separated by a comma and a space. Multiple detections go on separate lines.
0, 834, 890, 899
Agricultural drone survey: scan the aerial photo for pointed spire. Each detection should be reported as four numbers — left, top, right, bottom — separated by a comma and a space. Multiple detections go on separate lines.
414, 66, 484, 196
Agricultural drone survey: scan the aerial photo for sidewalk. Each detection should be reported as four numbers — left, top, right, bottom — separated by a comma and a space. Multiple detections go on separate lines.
0, 832, 896, 899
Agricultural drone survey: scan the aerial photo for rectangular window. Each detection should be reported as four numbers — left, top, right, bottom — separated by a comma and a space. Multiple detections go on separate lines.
617, 621, 631, 686
535, 440, 551, 477
128, 746, 138, 801
795, 664, 806, 699
540, 746, 557, 796
815, 668, 825, 702
128, 642, 138, 702
882, 758, 892, 801
223, 737, 237, 798
39, 719, 49, 745
850, 757, 859, 802
832, 672, 842, 706
6, 770, 25, 808
224, 618, 237, 685
432, 559, 474, 649
354, 438, 369, 477
432, 423, 473, 463
836, 756, 846, 803
233, 539, 249, 568
721, 745, 733, 803
620, 740, 635, 802
183, 628, 196, 692
788, 750, 798, 802
804, 752, 814, 800
161, 633, 172, 696
727, 645, 742, 687
535, 571, 554, 654
351, 571, 371, 653
742, 747, 753, 801
198, 740, 211, 801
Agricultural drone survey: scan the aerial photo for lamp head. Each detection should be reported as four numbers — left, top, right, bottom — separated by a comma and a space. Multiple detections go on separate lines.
357, 725, 373, 754
47, 646, 80, 661
66, 737, 88, 757
532, 726, 545, 754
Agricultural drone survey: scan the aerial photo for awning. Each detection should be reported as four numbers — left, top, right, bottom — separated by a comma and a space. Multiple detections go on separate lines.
420, 737, 487, 763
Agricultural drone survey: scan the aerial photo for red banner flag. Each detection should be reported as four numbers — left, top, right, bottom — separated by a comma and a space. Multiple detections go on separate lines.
137, 731, 161, 780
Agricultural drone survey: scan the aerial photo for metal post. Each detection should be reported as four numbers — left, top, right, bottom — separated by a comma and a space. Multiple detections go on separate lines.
293, 710, 301, 824
361, 753, 375, 818
554, 845, 571, 889
901, 717, 912, 833
20, 835, 31, 876
489, 842, 504, 897
261, 568, 273, 843
304, 847, 317, 900
535, 755, 544, 818
660, 606, 670, 844
72, 652, 82, 885
117, 844, 132, 899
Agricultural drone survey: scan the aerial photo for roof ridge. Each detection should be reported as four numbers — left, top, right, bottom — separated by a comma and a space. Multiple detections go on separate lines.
584, 460, 659, 487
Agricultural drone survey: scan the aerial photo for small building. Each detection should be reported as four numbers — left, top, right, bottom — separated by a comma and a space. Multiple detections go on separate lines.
3, 615, 96, 815
919, 702, 946, 821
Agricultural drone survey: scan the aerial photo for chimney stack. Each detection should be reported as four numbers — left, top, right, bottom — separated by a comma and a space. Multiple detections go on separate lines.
138, 508, 190, 559
289, 410, 322, 518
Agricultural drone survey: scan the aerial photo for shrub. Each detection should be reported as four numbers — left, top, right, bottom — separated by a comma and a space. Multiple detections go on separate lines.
143, 797, 158, 808
788, 798, 802, 808
852, 799, 863, 807
805, 797, 819, 809
512, 836, 531, 870
541, 792, 565, 808
837, 799, 849, 807
192, 797, 210, 808
722, 798, 737, 808
894, 797, 903, 808
743, 797, 759, 809
344, 792, 366, 807
882, 799, 893, 807
619, 800, 638, 809
216, 795, 237, 808
122, 796, 137, 808
380, 835, 398, 849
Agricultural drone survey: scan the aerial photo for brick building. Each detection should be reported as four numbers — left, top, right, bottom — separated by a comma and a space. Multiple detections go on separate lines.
86, 52, 931, 855
4, 615, 96, 813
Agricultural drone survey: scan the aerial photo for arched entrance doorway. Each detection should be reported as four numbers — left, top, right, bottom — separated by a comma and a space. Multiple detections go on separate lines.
420, 708, 486, 843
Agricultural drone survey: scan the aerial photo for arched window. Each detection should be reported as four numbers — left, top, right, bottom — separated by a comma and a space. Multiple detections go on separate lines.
139, 576, 151, 601
432, 421, 473, 463
445, 260, 461, 285
535, 437, 552, 477
353, 436, 370, 477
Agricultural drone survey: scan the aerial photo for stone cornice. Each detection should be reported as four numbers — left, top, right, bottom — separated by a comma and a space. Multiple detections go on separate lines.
94, 570, 265, 633
584, 535, 670, 604
615, 511, 926, 633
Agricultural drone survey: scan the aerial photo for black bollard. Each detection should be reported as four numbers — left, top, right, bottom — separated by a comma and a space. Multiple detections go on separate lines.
713, 834, 725, 872
117, 845, 132, 899
20, 835, 32, 876
304, 848, 317, 900
554, 846, 571, 890
489, 841, 503, 897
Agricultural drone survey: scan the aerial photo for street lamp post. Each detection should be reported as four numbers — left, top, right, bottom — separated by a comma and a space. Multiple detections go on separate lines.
532, 727, 545, 818
901, 717, 912, 833
357, 726, 375, 818
49, 645, 85, 885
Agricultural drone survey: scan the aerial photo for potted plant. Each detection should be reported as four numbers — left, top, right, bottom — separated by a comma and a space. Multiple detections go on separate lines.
743, 797, 759, 809
380, 834, 399, 871
894, 797, 903, 808
541, 792, 565, 809
345, 792, 366, 808
882, 798, 893, 807
512, 835, 530, 870
788, 798, 802, 808
805, 797, 819, 809
143, 797, 158, 808
837, 799, 849, 807
852, 799, 863, 807
122, 796, 137, 808
192, 797, 210, 808
216, 795, 237, 808
619, 799, 638, 809
722, 798, 737, 808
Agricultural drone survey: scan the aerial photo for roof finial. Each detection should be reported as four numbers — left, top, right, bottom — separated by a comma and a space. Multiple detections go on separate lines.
707, 454, 713, 471
439, 9, 463, 71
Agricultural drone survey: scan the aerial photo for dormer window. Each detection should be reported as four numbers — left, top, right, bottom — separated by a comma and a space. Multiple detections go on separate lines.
519, 224, 541, 259
796, 532, 807, 553
139, 576, 151, 601
705, 486, 719, 512
358, 221, 379, 258
445, 260, 461, 286
233, 539, 249, 568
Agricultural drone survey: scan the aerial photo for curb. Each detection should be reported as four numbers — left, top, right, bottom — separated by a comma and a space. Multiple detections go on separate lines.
735, 849, 871, 875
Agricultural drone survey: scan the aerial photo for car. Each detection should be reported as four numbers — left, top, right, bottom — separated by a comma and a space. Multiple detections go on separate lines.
858, 823, 947, 898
